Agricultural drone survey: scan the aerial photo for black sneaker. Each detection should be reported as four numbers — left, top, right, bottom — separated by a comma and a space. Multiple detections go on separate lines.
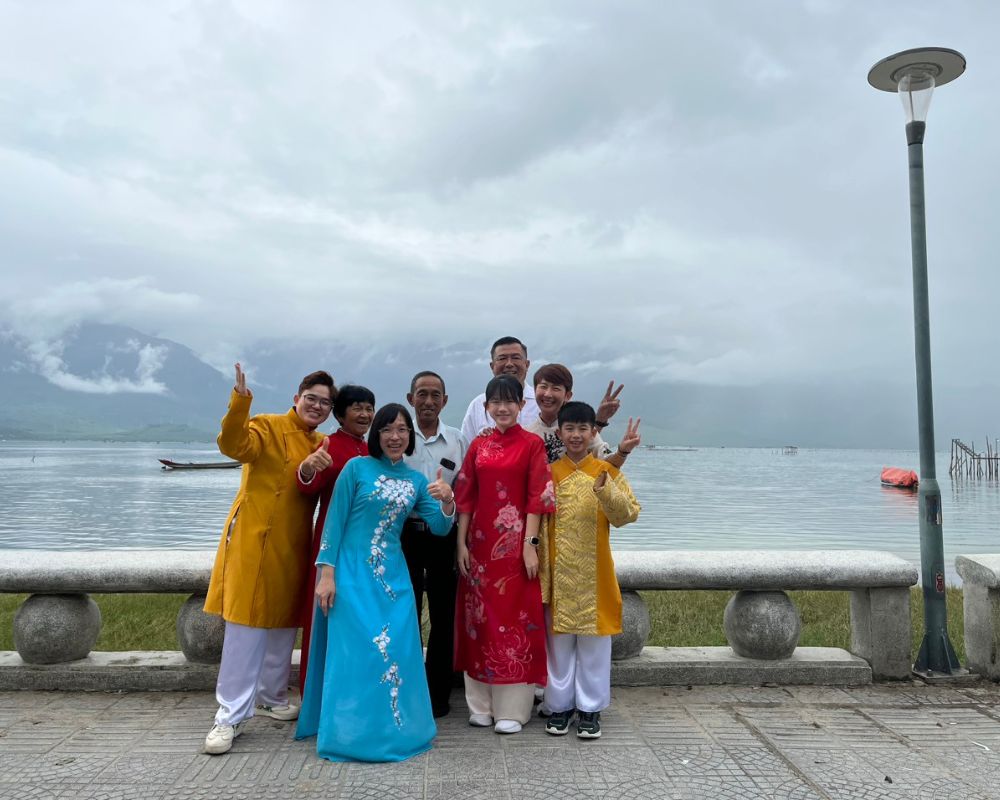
576, 711, 602, 739
545, 709, 575, 736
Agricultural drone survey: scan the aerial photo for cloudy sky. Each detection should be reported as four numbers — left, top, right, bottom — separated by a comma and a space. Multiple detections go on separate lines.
0, 0, 996, 392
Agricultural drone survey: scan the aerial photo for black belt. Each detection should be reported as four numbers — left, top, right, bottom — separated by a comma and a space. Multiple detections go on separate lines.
405, 518, 430, 532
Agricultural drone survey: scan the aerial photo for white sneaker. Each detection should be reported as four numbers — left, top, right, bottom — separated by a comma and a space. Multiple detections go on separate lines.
255, 703, 299, 721
469, 713, 494, 727
494, 719, 522, 734
204, 721, 245, 755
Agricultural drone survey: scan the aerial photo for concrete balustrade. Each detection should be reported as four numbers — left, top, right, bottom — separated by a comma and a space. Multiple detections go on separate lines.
955, 554, 1000, 681
612, 550, 919, 680
0, 550, 220, 666
1, 548, 922, 688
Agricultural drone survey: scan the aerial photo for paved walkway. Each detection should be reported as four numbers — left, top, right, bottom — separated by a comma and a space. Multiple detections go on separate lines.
2, 682, 999, 799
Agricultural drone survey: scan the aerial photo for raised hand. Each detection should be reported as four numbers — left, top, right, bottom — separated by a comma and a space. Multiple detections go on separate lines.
234, 363, 250, 396
299, 438, 332, 481
427, 468, 455, 505
618, 417, 641, 454
596, 381, 624, 424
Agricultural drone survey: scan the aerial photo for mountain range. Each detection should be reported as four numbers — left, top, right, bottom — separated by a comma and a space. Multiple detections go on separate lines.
0, 322, 995, 449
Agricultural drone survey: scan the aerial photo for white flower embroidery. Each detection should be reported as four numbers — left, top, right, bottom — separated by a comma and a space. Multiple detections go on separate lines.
373, 625, 391, 661
372, 625, 404, 728
367, 475, 416, 598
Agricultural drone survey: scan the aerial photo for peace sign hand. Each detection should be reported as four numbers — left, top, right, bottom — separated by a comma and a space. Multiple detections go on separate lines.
596, 381, 624, 424
234, 363, 251, 397
617, 417, 641, 455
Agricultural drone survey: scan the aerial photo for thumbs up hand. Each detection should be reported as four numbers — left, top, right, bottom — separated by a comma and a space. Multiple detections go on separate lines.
299, 437, 332, 481
427, 467, 455, 506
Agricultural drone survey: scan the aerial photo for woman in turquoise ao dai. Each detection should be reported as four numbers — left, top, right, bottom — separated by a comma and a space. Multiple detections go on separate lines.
295, 403, 456, 762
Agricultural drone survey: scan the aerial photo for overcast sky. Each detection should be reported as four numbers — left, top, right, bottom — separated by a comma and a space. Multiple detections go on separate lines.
0, 1, 996, 392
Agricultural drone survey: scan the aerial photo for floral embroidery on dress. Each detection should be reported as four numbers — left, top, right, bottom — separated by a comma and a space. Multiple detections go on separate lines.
540, 479, 556, 510
373, 624, 391, 660
380, 663, 403, 728
373, 623, 403, 728
476, 436, 504, 465
367, 475, 415, 598
483, 625, 532, 681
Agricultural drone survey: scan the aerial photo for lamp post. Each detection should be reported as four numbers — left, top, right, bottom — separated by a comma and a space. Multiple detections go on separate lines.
868, 47, 967, 680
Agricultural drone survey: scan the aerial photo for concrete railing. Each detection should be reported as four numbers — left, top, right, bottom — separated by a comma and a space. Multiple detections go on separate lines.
0, 550, 221, 665
611, 550, 919, 680
955, 554, 1000, 681
1, 548, 919, 684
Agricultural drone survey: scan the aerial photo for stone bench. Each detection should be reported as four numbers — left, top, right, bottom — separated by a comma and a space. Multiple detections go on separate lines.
955, 554, 1000, 681
611, 550, 918, 680
0, 550, 220, 665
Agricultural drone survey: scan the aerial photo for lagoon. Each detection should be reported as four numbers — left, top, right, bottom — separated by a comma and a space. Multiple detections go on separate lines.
1, 441, 997, 582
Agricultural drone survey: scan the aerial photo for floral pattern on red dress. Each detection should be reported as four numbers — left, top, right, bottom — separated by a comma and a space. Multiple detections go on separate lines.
454, 424, 554, 685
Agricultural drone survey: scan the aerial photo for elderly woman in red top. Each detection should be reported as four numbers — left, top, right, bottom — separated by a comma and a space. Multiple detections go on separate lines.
296, 385, 375, 693
455, 375, 555, 734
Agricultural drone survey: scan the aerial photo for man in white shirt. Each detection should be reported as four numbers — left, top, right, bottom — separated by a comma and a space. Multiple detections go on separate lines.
403, 370, 468, 718
461, 336, 540, 441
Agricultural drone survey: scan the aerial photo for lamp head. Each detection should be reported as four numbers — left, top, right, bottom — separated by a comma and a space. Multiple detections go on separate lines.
868, 48, 965, 126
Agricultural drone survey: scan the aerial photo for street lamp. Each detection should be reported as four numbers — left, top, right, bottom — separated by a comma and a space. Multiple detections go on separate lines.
867, 47, 967, 680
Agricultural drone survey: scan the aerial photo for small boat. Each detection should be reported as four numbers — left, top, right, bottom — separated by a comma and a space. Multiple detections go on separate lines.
782, 446, 798, 455
159, 459, 241, 470
881, 467, 918, 489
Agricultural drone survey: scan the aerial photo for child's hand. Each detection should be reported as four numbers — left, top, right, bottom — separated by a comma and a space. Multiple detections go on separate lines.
523, 541, 539, 579
594, 471, 608, 491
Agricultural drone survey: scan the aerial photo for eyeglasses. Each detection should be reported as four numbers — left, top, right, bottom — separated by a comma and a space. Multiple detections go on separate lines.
301, 393, 333, 409
379, 425, 410, 437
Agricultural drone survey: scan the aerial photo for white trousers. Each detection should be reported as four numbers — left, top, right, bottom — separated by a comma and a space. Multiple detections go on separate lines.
544, 613, 612, 714
464, 674, 535, 725
214, 621, 297, 725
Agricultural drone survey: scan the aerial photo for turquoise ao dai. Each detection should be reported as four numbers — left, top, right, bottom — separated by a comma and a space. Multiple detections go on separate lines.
295, 454, 454, 762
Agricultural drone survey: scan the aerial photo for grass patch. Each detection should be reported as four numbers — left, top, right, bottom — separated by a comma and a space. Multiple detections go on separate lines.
2, 588, 966, 664
643, 587, 965, 663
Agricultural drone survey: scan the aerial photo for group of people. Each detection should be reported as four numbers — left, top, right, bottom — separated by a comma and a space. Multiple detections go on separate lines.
202, 336, 642, 762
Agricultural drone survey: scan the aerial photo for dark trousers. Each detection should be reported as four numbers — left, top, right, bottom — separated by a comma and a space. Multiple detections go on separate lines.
400, 518, 458, 714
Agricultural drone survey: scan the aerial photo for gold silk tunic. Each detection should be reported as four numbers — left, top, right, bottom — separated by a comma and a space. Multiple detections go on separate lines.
540, 454, 640, 636
204, 391, 325, 628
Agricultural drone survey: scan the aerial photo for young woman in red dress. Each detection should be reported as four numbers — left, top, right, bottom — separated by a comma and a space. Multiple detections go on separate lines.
455, 375, 555, 734
295, 385, 375, 695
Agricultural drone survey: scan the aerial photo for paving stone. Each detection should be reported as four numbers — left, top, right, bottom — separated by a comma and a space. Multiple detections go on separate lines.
3, 685, 1000, 798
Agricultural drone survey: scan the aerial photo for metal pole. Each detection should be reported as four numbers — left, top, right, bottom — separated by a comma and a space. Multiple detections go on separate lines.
906, 120, 962, 677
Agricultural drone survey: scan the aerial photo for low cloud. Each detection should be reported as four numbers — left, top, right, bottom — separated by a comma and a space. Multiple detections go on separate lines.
25, 337, 169, 395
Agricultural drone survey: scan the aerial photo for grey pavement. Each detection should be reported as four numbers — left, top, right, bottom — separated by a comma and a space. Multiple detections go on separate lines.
2, 683, 1000, 799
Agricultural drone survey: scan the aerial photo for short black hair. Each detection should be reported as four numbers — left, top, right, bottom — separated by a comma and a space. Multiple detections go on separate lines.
367, 403, 416, 458
333, 384, 375, 423
409, 370, 446, 394
558, 401, 596, 428
490, 336, 527, 360
298, 370, 336, 397
484, 375, 523, 404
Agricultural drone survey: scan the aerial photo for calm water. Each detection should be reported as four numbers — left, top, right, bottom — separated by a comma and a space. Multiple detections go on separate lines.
1, 442, 998, 580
